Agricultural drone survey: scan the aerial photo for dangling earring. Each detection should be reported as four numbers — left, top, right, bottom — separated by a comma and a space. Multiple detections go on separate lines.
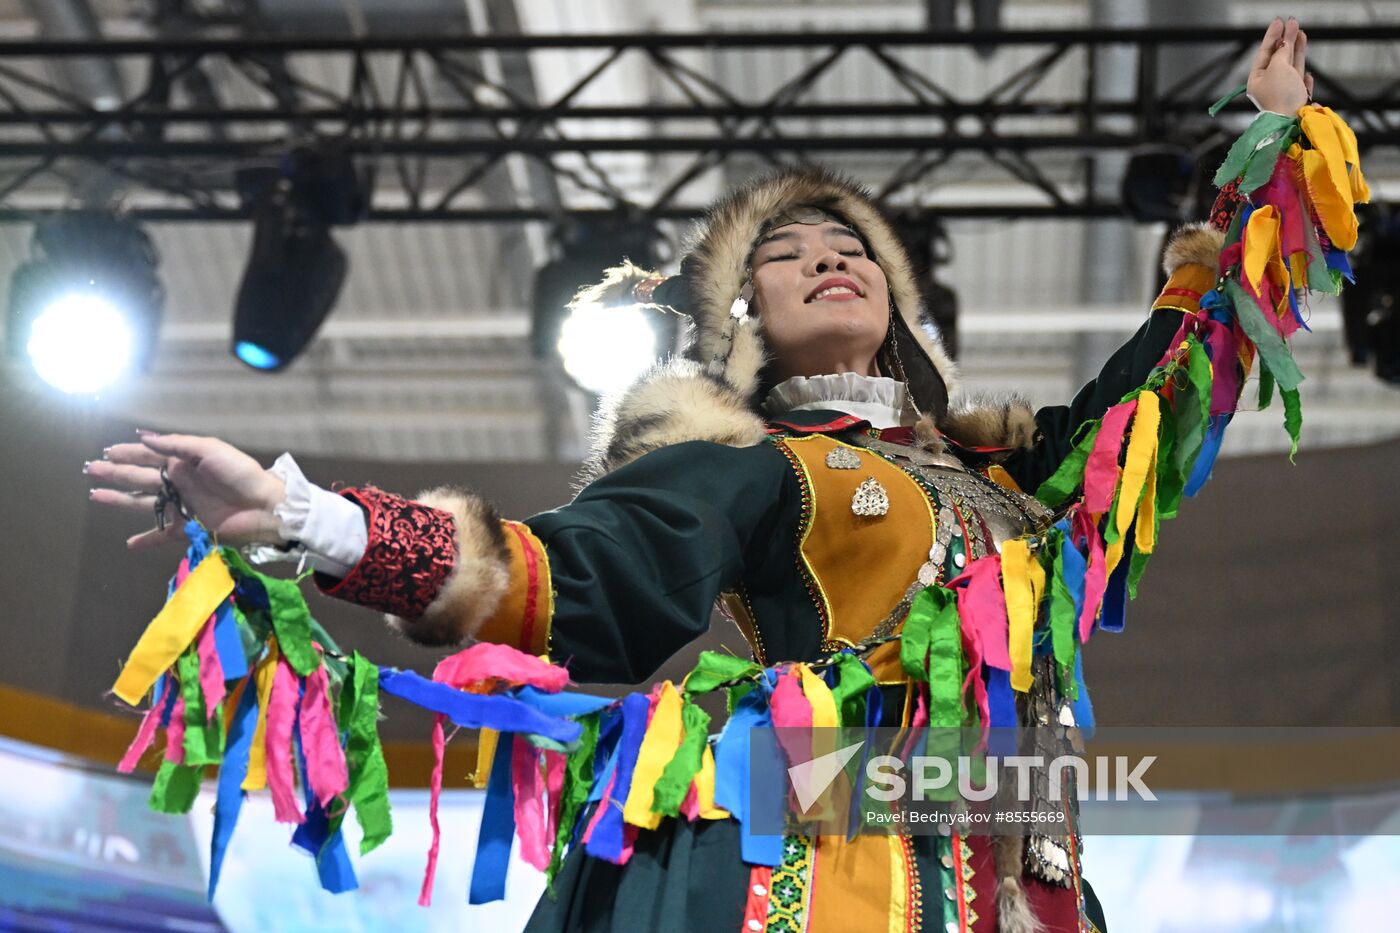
884, 300, 924, 422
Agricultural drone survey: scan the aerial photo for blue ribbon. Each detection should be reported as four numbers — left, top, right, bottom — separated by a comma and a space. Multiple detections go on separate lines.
584, 693, 649, 864
1070, 650, 1095, 739
845, 680, 884, 840
714, 678, 783, 867
377, 668, 581, 745
1098, 524, 1135, 633
1325, 246, 1355, 283
207, 677, 258, 900
468, 732, 517, 905
514, 685, 615, 719
1057, 522, 1088, 642
290, 688, 358, 894
1185, 414, 1231, 497
212, 602, 249, 681
985, 668, 1017, 757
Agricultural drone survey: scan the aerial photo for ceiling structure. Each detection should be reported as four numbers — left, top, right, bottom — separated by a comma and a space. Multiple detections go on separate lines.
0, 0, 1398, 465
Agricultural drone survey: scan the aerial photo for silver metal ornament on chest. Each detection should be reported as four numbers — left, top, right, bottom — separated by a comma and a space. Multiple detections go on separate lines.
825, 447, 862, 470
851, 477, 890, 517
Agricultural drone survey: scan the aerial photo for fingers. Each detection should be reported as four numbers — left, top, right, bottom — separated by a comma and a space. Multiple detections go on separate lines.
140, 433, 213, 465
103, 441, 166, 468
1293, 28, 1308, 75
85, 460, 164, 494
1252, 18, 1284, 73
89, 487, 163, 515
1305, 72, 1315, 100
127, 524, 186, 550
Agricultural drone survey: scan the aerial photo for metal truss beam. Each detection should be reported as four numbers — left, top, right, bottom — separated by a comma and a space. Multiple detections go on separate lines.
0, 27, 1397, 223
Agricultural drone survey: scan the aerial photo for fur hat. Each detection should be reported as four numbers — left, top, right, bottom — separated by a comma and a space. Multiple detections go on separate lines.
572, 166, 959, 421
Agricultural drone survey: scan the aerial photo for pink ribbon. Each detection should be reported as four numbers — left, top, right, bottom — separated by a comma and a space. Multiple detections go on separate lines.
513, 739, 551, 871
433, 642, 569, 693
680, 782, 701, 823
1074, 510, 1108, 643
194, 615, 226, 718
119, 689, 167, 773
164, 693, 187, 763
298, 664, 349, 809
1201, 318, 1244, 416
418, 714, 447, 906
544, 750, 566, 848
265, 655, 305, 825
949, 557, 1011, 671
1083, 400, 1137, 515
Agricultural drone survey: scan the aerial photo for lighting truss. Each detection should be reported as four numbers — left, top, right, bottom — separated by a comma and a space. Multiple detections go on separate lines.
0, 27, 1397, 222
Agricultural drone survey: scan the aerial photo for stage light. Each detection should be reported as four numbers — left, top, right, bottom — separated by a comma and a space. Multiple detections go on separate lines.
5, 211, 164, 394
531, 218, 671, 395
557, 302, 659, 395
230, 147, 366, 372
25, 292, 134, 394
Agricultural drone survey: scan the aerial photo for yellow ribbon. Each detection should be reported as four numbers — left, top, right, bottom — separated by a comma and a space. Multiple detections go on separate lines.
111, 554, 235, 706
1106, 391, 1161, 575
472, 727, 500, 790
1135, 446, 1159, 555
1242, 205, 1283, 296
1298, 105, 1370, 250
799, 665, 840, 729
693, 744, 730, 820
241, 640, 280, 791
1001, 539, 1043, 693
622, 682, 685, 829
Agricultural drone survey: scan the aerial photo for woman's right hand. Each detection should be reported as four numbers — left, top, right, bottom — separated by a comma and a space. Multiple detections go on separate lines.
86, 433, 288, 550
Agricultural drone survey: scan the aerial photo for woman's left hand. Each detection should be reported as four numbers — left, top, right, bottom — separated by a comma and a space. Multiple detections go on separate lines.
1248, 16, 1314, 115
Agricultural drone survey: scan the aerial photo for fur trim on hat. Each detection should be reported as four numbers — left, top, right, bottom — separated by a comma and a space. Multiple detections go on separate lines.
681, 166, 958, 399
383, 486, 512, 647
1163, 222, 1226, 276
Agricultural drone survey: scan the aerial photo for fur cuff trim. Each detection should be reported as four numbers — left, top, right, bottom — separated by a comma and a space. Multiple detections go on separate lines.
386, 486, 512, 647
582, 357, 770, 481
937, 397, 1039, 451
1162, 222, 1226, 276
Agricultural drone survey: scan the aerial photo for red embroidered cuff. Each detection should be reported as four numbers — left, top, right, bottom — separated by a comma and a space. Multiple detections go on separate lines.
315, 486, 458, 619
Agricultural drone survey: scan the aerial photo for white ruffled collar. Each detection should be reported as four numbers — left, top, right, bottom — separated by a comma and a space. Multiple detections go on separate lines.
761, 373, 910, 429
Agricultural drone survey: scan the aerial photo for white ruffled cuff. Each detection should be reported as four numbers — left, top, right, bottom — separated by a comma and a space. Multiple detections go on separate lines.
246, 453, 368, 578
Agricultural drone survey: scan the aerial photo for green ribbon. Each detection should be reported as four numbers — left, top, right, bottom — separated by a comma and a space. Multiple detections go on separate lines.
651, 700, 712, 817
683, 651, 761, 696
221, 548, 319, 676
1045, 532, 1076, 694
899, 587, 964, 728
150, 760, 203, 814
1224, 279, 1305, 392
1282, 386, 1303, 461
1257, 365, 1275, 411
1035, 420, 1102, 508
331, 652, 393, 857
1213, 112, 1297, 195
1154, 398, 1183, 521
547, 714, 600, 886
177, 649, 223, 766
827, 651, 876, 728
1207, 83, 1248, 117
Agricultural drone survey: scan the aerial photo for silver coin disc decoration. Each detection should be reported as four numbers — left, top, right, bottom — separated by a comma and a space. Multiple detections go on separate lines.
825, 447, 862, 470
851, 477, 890, 517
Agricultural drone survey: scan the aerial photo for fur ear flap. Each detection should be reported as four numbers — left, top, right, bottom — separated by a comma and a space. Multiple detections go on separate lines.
569, 259, 665, 311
